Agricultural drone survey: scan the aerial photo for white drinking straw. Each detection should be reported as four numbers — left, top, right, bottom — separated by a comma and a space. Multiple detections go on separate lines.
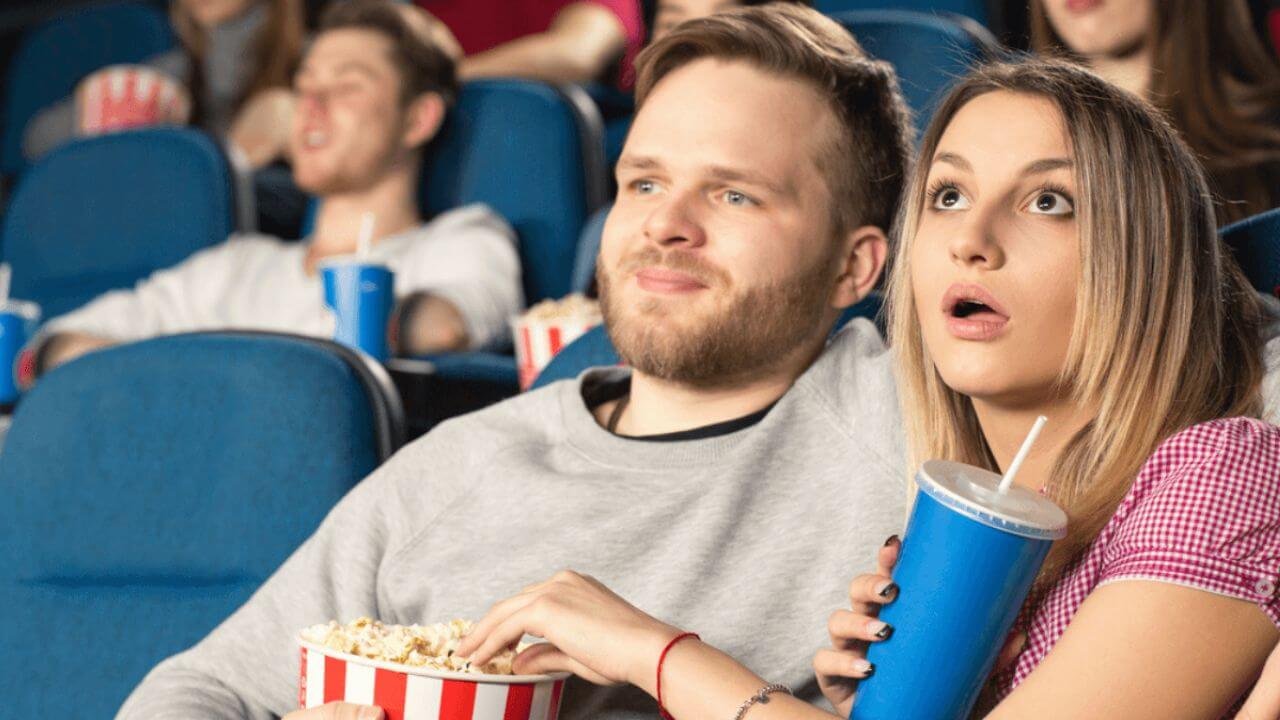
998, 415, 1048, 493
356, 212, 376, 258
0, 263, 11, 305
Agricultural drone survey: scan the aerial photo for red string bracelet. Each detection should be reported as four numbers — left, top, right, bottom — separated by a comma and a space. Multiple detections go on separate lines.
657, 632, 700, 720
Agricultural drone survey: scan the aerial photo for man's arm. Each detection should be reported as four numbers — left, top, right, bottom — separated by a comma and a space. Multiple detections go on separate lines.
458, 3, 628, 84
394, 293, 469, 355
990, 581, 1278, 719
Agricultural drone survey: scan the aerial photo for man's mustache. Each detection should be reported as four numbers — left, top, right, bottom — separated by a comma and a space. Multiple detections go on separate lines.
614, 248, 729, 287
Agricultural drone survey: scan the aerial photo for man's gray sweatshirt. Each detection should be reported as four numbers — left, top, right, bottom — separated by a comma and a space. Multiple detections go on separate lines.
116, 319, 911, 719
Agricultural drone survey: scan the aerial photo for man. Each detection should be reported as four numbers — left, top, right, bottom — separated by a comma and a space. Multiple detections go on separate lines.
117, 5, 914, 719
416, 0, 644, 88
649, 0, 812, 41
28, 0, 522, 378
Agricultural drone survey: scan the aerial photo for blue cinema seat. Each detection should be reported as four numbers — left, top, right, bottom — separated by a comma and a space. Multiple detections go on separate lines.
833, 9, 998, 130
529, 293, 886, 390
818, 0, 990, 25
0, 331, 404, 718
0, 128, 235, 321
1, 1, 174, 177
1220, 207, 1280, 299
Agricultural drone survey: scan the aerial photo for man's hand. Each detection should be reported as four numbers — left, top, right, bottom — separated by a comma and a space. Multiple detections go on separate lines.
283, 701, 384, 720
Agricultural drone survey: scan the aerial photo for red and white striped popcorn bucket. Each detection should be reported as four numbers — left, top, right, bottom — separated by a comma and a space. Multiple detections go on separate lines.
298, 639, 569, 720
76, 64, 190, 135
512, 316, 600, 391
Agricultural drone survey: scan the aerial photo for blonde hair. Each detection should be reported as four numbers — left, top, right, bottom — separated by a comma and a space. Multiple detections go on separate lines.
887, 59, 1265, 587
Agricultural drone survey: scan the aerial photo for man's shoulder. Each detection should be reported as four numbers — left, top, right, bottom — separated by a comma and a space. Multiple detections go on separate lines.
804, 318, 894, 390
410, 204, 516, 243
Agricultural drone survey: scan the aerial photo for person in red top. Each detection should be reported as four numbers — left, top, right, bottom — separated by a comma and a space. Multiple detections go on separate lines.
415, 0, 644, 87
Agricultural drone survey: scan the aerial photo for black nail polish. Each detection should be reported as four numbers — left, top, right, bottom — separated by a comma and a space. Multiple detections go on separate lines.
863, 662, 876, 678
883, 534, 900, 547
874, 624, 894, 641
878, 582, 898, 600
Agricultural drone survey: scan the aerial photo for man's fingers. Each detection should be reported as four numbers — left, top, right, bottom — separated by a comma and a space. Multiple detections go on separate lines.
813, 647, 874, 680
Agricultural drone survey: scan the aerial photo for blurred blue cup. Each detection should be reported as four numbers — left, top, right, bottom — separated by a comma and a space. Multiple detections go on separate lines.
320, 257, 394, 362
0, 300, 41, 406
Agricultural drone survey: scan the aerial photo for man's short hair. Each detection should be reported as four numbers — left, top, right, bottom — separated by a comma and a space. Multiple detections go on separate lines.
319, 0, 458, 107
634, 3, 913, 235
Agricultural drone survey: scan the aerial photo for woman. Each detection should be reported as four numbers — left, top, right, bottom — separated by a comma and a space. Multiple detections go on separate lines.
455, 58, 1280, 719
23, 0, 304, 169
1030, 0, 1280, 225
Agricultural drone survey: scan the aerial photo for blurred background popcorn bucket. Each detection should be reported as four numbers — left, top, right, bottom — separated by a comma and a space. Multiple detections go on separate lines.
298, 639, 569, 720
511, 315, 600, 391
76, 64, 190, 135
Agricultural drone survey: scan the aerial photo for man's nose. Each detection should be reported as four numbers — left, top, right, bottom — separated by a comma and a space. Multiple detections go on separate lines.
641, 192, 707, 249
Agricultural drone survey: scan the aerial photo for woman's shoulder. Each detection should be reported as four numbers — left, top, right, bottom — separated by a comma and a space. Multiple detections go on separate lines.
1140, 417, 1280, 487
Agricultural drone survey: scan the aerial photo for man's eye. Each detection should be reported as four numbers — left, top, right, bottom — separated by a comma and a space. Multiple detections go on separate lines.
931, 187, 969, 210
1027, 191, 1074, 216
723, 190, 755, 207
632, 180, 658, 194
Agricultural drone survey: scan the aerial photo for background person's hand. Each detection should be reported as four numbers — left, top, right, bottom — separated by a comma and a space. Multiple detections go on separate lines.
456, 570, 682, 688
229, 87, 297, 168
282, 701, 384, 720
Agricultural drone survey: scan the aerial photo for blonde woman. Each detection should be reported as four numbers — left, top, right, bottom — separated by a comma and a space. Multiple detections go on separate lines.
451, 59, 1278, 720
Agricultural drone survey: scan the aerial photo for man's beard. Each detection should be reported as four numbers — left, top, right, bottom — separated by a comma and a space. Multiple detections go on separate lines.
597, 245, 839, 389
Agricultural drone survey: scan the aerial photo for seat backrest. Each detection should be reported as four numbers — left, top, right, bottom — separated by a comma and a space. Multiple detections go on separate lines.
572, 202, 612, 294
1, 128, 234, 320
531, 324, 619, 389
832, 9, 997, 131
818, 0, 990, 25
422, 80, 608, 305
0, 330, 404, 718
1220, 207, 1280, 298
1, 1, 174, 175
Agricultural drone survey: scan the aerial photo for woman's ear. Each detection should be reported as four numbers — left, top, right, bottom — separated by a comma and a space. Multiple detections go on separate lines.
402, 92, 446, 150
830, 225, 890, 310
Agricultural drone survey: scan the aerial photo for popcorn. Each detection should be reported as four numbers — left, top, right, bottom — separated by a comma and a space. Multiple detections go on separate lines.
520, 294, 601, 322
300, 617, 531, 675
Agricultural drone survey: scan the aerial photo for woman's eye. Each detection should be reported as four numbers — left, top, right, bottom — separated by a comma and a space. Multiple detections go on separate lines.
1028, 191, 1074, 216
932, 187, 969, 210
723, 190, 755, 207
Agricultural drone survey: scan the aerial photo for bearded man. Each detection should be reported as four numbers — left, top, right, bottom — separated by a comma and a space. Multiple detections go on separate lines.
116, 5, 915, 719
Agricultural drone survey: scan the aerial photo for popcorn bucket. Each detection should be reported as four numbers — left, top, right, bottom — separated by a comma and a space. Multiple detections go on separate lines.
511, 316, 600, 391
76, 65, 189, 135
299, 639, 569, 720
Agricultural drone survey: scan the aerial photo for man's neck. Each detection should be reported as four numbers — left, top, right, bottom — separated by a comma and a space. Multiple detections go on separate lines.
1088, 45, 1152, 98
307, 162, 423, 271
972, 393, 1094, 493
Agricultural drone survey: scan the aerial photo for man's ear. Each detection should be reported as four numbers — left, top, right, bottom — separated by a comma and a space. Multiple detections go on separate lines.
402, 92, 446, 149
830, 225, 889, 310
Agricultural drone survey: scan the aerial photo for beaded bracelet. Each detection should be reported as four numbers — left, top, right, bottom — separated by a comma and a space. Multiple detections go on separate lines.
732, 683, 793, 720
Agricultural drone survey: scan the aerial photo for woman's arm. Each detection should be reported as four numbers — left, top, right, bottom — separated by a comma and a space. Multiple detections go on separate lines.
990, 580, 1278, 719
458, 571, 841, 720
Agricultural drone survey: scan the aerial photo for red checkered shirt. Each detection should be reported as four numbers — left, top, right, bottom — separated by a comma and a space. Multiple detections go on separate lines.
991, 417, 1280, 711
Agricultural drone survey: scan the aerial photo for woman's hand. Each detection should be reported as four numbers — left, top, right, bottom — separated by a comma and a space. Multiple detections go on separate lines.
814, 536, 901, 717
456, 570, 683, 689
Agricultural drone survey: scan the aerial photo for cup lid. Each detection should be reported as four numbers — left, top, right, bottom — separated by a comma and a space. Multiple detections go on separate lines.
316, 254, 390, 270
916, 460, 1068, 540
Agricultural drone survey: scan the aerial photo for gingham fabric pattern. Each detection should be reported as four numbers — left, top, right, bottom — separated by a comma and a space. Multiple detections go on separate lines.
991, 417, 1280, 708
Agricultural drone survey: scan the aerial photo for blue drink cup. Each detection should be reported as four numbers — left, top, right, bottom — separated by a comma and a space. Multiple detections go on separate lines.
851, 460, 1067, 720
0, 300, 41, 406
319, 258, 394, 362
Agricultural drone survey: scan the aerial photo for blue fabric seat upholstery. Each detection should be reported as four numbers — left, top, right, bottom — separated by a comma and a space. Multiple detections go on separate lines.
832, 9, 997, 131
818, 0, 991, 25
1220, 207, 1280, 299
0, 331, 404, 718
1, 128, 235, 321
1, 1, 174, 176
